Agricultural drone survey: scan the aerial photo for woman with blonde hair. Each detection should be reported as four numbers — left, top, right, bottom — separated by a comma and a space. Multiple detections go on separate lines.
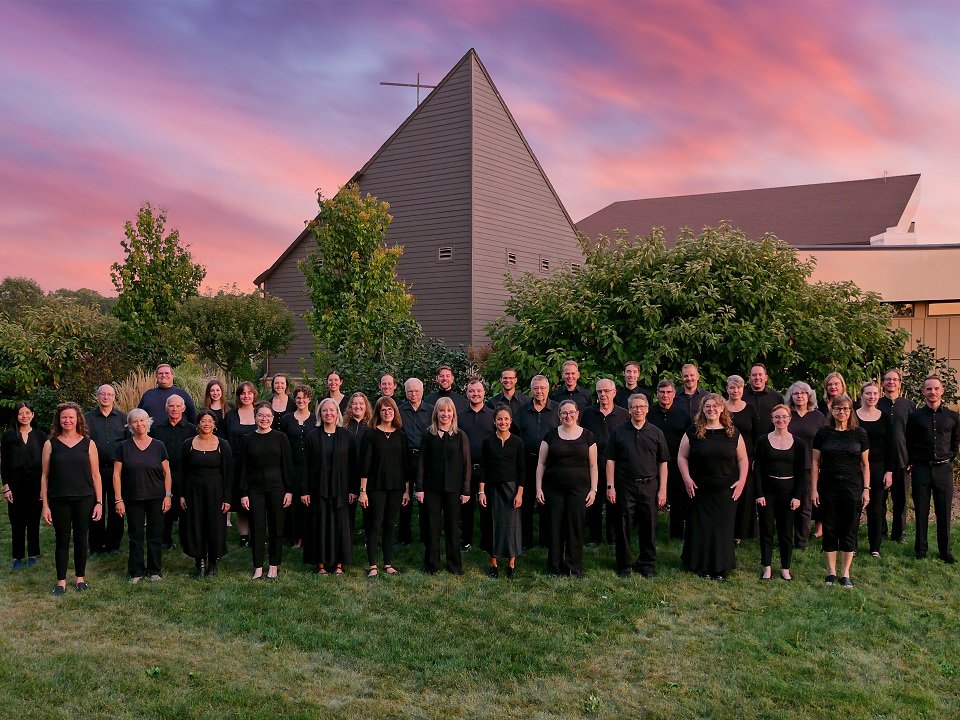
678, 394, 749, 580
855, 381, 893, 558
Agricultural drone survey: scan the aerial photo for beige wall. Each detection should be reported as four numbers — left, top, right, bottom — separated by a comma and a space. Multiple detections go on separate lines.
892, 303, 960, 379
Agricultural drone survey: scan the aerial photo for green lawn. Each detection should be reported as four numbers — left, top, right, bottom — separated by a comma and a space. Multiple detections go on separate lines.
1, 515, 957, 719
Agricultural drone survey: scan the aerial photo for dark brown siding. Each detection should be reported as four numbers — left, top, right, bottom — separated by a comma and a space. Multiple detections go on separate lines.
470, 57, 582, 345
262, 231, 315, 376
357, 55, 473, 346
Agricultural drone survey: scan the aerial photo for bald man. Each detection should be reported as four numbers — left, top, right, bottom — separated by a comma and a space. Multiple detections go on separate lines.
86, 383, 128, 555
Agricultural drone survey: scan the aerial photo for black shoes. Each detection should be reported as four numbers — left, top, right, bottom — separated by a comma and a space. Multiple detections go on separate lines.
825, 574, 837, 585
487, 566, 499, 579
505, 566, 514, 578
51, 585, 66, 596
617, 568, 632, 579
839, 577, 854, 588
942, 555, 956, 565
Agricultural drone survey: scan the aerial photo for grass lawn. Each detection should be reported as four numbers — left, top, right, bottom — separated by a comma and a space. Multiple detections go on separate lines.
0, 512, 957, 719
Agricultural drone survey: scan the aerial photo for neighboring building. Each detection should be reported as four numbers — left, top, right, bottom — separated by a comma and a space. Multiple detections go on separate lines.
256, 49, 582, 375
577, 174, 960, 376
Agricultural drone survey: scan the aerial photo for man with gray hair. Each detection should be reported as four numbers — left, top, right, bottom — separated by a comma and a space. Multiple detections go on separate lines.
580, 378, 629, 546
86, 383, 128, 555
151, 394, 196, 550
515, 375, 560, 549
398, 377, 433, 546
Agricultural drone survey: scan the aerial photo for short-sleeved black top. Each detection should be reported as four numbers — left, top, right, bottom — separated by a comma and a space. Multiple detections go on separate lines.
115, 438, 169, 501
542, 427, 596, 491
813, 427, 869, 489
606, 421, 669, 483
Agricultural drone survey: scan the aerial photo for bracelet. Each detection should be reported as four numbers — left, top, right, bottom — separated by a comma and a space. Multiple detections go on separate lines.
478, 491, 485, 495
607, 486, 614, 490
165, 492, 173, 498
95, 501, 102, 505
588, 488, 597, 493
115, 499, 124, 505
359, 490, 367, 494
863, 487, 870, 491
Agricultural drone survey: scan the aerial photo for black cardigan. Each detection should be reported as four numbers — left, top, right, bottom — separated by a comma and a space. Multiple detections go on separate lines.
416, 430, 471, 495
753, 434, 807, 500
302, 427, 358, 507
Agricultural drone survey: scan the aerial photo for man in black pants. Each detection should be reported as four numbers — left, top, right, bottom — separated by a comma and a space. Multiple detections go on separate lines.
398, 378, 432, 546
459, 378, 495, 551
151, 395, 196, 550
906, 375, 959, 564
878, 368, 915, 543
648, 380, 691, 540
580, 378, 628, 546
605, 393, 669, 577
86, 383, 128, 555
515, 375, 559, 550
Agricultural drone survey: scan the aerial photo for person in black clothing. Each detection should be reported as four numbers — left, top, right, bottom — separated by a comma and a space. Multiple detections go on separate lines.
785, 380, 826, 549
86, 384, 127, 555
279, 384, 314, 549
324, 371, 350, 415
856, 382, 894, 557
398, 377, 433, 545
486, 367, 528, 416
811, 395, 870, 588
302, 398, 358, 575
201, 378, 232, 434
224, 381, 258, 546
479, 406, 525, 578
819, 372, 847, 418
415, 397, 471, 575
615, 360, 653, 410
239, 403, 293, 579
605, 393, 669, 578
459, 379, 496, 551
725, 375, 761, 542
580, 378, 628, 546
515, 375, 559, 549
744, 363, 784, 432
179, 410, 232, 576
152, 394, 196, 550
425, 365, 468, 412
343, 391, 372, 537
536, 399, 598, 577
550, 360, 592, 410
41, 403, 103, 595
137, 363, 197, 425
269, 373, 296, 426
648, 380, 692, 540
114, 408, 172, 583
878, 368, 914, 543
906, 376, 959, 564
379, 373, 397, 399
359, 396, 410, 576
754, 405, 805, 581
677, 364, 708, 418
2, 402, 46, 569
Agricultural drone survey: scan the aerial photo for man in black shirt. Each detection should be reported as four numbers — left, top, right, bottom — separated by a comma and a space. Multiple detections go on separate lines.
486, 367, 528, 416
151, 395, 196, 550
459, 379, 496, 551
515, 375, 559, 549
676, 363, 708, 418
86, 383, 128, 555
425, 365, 468, 413
137, 363, 198, 425
550, 360, 592, 409
606, 393, 669, 577
744, 363, 784, 432
648, 380, 692, 540
905, 376, 959, 563
398, 378, 433, 545
580, 378, 628, 546
615, 360, 653, 409
878, 368, 915, 543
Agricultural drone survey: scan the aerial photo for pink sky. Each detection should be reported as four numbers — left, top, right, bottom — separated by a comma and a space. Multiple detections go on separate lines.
2, 0, 958, 295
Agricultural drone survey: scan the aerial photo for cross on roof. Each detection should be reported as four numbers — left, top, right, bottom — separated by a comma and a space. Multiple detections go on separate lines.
379, 72, 436, 106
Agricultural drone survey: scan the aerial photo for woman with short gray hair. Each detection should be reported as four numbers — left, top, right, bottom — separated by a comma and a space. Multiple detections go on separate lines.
785, 381, 826, 549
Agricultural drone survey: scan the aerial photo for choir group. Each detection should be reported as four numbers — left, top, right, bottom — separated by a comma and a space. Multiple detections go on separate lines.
2, 358, 957, 595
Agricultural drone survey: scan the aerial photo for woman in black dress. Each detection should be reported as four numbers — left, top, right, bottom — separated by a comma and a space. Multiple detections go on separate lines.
535, 399, 598, 578
270, 374, 295, 428
678, 394, 749, 580
302, 398, 358, 575
114, 408, 172, 583
359, 396, 410, 577
785, 380, 826, 549
811, 395, 870, 588
2, 402, 46, 569
855, 382, 893, 558
415, 397, 471, 576
40, 402, 103, 595
239, 403, 293, 580
202, 378, 231, 434
224, 381, 257, 546
754, 405, 805, 580
725, 375, 760, 542
180, 409, 233, 577
343, 391, 371, 536
479, 405, 525, 578
278, 384, 313, 549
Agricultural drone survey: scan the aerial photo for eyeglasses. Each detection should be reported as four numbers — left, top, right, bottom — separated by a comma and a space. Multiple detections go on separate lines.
559, 411, 578, 417
832, 407, 851, 413
772, 415, 790, 421
255, 413, 273, 419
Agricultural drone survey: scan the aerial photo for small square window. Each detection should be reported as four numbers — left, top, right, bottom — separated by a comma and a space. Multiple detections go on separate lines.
539, 257, 550, 272
438, 246, 453, 261
570, 262, 581, 271
506, 251, 517, 266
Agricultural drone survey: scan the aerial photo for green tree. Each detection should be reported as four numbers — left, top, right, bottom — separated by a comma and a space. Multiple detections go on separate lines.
300, 183, 420, 374
487, 224, 907, 392
111, 202, 206, 366
180, 287, 296, 379
900, 341, 959, 406
0, 277, 45, 319
49, 287, 115, 314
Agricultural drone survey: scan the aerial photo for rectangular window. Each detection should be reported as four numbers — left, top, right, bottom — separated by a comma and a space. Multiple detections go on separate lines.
506, 251, 517, 266
570, 262, 581, 271
927, 301, 960, 316
539, 256, 550, 272
886, 302, 914, 318
438, 246, 453, 261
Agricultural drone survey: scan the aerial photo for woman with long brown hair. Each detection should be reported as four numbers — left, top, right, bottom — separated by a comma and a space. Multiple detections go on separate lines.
2, 402, 46, 569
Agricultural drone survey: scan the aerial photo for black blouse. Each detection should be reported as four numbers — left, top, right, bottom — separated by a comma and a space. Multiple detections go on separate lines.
303, 427, 358, 504
47, 436, 95, 499
416, 430, 471, 495
238, 430, 294, 496
813, 427, 869, 489
115, 438, 169, 502
360, 427, 410, 492
480, 433, 525, 487
542, 427, 596, 491
1, 427, 46, 481
753, 434, 806, 500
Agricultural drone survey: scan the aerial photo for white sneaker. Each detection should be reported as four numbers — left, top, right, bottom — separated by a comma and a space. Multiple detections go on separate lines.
129, 576, 143, 584
148, 574, 163, 582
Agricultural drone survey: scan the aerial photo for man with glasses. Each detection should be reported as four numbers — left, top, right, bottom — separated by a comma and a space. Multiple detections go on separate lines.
877, 368, 914, 543
580, 378, 628, 546
487, 367, 527, 416
516, 375, 559, 549
648, 379, 692, 540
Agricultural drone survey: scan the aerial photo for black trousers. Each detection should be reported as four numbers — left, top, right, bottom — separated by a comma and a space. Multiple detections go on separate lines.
49, 495, 95, 581
249, 489, 285, 568
793, 469, 813, 548
666, 461, 689, 540
7, 474, 41, 560
613, 478, 658, 572
544, 484, 587, 576
912, 463, 954, 559
734, 471, 758, 540
888, 467, 910, 542
585, 486, 611, 545
422, 490, 462, 573
759, 477, 795, 568
521, 456, 548, 549
397, 451, 420, 544
89, 464, 123, 553
162, 479, 180, 546
820, 482, 861, 554
864, 463, 888, 553
366, 490, 403, 566
460, 467, 481, 546
126, 498, 164, 577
